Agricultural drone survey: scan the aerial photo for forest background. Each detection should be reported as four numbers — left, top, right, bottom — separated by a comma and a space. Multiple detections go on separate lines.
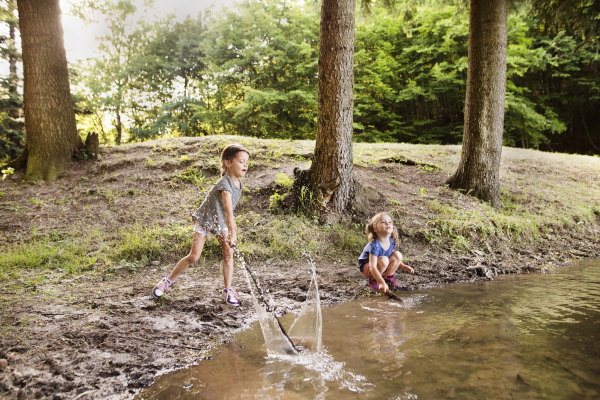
0, 0, 599, 163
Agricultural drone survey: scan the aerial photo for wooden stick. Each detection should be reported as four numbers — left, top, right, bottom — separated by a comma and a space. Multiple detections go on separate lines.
232, 245, 299, 353
385, 289, 403, 302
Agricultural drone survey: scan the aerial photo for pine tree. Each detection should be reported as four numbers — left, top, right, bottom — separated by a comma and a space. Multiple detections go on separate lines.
0, 0, 24, 164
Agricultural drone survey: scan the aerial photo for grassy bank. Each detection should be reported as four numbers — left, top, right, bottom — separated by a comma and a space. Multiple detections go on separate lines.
1, 136, 599, 286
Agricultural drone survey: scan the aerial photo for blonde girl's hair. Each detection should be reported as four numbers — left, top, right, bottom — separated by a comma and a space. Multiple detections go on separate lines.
366, 212, 400, 244
220, 143, 250, 176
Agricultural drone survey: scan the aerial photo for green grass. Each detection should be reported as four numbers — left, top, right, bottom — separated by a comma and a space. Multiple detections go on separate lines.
0, 212, 367, 282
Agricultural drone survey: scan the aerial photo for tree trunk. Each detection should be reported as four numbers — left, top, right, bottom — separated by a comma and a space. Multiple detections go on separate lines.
580, 103, 599, 152
18, 0, 80, 182
116, 105, 123, 145
292, 0, 356, 223
8, 20, 19, 121
446, 0, 507, 208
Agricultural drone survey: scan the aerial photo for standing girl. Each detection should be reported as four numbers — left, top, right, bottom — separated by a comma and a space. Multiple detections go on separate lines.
358, 212, 414, 293
152, 143, 250, 306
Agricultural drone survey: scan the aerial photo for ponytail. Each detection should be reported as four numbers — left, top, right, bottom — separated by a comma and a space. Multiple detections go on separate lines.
365, 222, 376, 242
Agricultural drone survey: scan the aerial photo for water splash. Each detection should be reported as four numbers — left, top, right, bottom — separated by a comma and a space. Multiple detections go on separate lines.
235, 248, 322, 355
289, 253, 323, 352
233, 246, 298, 355
243, 266, 298, 355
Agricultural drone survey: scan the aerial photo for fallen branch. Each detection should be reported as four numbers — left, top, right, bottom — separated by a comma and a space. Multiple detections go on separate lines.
379, 155, 439, 170
41, 312, 90, 316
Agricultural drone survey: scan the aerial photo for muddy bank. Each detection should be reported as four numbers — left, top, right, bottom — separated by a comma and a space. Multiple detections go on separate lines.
0, 253, 592, 400
1, 137, 599, 399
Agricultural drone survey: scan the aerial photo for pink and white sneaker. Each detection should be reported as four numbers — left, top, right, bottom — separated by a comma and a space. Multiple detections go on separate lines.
222, 288, 239, 307
152, 276, 174, 299
384, 275, 399, 289
368, 278, 380, 291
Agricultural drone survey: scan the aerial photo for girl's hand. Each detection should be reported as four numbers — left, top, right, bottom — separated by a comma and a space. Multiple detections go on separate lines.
402, 264, 414, 274
380, 281, 389, 294
228, 231, 237, 247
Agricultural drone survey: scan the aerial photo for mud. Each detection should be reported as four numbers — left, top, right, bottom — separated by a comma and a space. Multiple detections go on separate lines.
0, 137, 598, 399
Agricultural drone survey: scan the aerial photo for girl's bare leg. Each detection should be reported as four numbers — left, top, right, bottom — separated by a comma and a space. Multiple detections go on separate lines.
168, 233, 207, 281
216, 231, 234, 288
376, 256, 390, 276
386, 252, 402, 276
392, 251, 414, 273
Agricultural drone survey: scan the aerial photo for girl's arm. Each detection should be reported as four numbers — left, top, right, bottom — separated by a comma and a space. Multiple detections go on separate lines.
369, 253, 389, 293
221, 190, 237, 246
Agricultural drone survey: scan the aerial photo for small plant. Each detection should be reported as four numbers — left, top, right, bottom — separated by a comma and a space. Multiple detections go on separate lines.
388, 199, 402, 206
79, 176, 89, 182
1, 167, 14, 180
30, 198, 44, 207
180, 155, 190, 163
119, 257, 148, 273
177, 168, 205, 185
269, 192, 285, 212
74, 148, 95, 160
3, 203, 21, 212
418, 164, 438, 173
274, 173, 294, 187
145, 157, 156, 167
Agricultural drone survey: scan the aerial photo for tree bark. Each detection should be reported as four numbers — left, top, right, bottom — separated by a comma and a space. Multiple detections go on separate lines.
18, 0, 80, 181
292, 0, 356, 223
446, 0, 507, 208
580, 104, 599, 152
8, 20, 19, 121
116, 104, 123, 145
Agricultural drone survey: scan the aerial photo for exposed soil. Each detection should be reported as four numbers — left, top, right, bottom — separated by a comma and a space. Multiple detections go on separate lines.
0, 137, 598, 399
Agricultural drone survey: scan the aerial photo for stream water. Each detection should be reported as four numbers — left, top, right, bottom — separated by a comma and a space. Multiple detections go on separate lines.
138, 258, 600, 399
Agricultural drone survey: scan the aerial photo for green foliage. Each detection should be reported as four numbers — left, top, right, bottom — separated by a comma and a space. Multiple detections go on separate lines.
274, 173, 294, 187
0, 231, 98, 278
71, 0, 600, 154
176, 167, 205, 185
197, 0, 319, 139
0, 0, 24, 163
269, 192, 285, 212
2, 166, 14, 180
354, 6, 468, 144
112, 224, 192, 261
297, 185, 316, 215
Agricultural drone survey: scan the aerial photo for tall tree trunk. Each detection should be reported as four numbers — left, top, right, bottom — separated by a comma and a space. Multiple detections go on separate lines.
292, 0, 356, 223
580, 103, 599, 152
8, 20, 19, 121
18, 0, 80, 181
446, 0, 507, 208
116, 105, 123, 145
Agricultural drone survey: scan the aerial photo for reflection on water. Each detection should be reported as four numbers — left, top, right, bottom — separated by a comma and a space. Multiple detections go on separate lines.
138, 259, 600, 399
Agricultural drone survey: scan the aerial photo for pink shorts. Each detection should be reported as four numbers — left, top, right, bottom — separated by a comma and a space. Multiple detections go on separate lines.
361, 262, 390, 279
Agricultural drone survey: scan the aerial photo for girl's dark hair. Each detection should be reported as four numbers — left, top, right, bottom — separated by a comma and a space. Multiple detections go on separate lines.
366, 212, 400, 244
220, 143, 250, 175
